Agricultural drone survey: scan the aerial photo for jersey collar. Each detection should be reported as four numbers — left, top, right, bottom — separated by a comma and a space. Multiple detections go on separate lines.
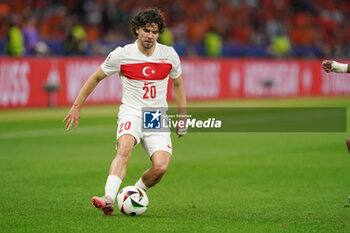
134, 40, 158, 58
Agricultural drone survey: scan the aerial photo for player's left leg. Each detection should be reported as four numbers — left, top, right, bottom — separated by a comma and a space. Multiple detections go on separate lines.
135, 151, 171, 191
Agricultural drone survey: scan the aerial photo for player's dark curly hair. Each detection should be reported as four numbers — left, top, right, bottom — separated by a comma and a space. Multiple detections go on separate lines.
130, 8, 166, 37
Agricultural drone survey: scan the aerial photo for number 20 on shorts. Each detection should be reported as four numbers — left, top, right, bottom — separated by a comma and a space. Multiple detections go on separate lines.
119, 121, 131, 134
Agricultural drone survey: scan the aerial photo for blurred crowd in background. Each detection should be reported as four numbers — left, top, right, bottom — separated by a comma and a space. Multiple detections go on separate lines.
1, 0, 350, 57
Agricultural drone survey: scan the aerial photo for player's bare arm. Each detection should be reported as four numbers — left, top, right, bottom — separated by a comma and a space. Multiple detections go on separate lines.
63, 67, 107, 130
322, 60, 350, 73
172, 75, 187, 137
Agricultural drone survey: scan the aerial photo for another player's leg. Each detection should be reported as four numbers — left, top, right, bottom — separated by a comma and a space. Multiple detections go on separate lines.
135, 151, 171, 191
92, 134, 136, 215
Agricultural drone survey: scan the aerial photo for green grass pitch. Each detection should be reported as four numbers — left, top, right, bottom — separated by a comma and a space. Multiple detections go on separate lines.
1, 98, 350, 233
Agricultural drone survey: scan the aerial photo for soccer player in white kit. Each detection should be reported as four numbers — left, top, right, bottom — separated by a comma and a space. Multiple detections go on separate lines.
63, 8, 187, 215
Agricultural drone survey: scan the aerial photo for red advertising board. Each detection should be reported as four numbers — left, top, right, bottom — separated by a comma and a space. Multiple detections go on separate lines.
1, 57, 350, 108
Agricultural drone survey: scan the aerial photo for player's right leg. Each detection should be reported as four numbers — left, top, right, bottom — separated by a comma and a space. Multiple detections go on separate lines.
110, 134, 137, 180
92, 134, 137, 215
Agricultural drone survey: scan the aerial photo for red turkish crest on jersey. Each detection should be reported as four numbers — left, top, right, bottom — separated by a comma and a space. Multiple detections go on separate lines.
121, 62, 172, 81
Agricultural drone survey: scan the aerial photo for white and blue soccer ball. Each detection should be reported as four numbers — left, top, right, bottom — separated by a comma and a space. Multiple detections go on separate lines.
117, 186, 148, 216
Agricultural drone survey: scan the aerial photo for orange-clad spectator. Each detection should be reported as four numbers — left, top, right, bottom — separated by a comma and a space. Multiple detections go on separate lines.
0, 1, 10, 16
40, 6, 67, 40
230, 21, 252, 45
289, 13, 316, 46
86, 25, 100, 41
9, 0, 24, 15
185, 14, 211, 43
0, 1, 10, 37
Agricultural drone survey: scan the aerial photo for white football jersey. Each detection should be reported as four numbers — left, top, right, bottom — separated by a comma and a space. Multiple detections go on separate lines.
100, 40, 182, 113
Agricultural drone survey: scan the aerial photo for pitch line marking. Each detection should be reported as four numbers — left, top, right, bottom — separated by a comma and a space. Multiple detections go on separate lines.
0, 125, 115, 139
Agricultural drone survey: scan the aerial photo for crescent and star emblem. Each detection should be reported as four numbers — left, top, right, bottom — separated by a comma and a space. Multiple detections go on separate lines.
142, 67, 155, 76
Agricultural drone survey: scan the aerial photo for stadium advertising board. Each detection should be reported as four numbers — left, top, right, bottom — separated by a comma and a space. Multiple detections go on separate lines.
0, 58, 349, 108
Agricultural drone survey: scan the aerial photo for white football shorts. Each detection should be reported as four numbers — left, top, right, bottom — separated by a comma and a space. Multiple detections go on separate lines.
116, 111, 172, 157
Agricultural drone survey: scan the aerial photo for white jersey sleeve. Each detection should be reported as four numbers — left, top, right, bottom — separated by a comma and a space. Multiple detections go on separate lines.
169, 47, 182, 79
100, 47, 121, 76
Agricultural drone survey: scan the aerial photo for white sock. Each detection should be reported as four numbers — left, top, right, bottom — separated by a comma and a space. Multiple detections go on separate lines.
105, 175, 122, 203
135, 177, 150, 192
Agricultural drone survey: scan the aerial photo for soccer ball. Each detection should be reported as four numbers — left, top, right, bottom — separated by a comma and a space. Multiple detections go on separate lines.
117, 186, 148, 216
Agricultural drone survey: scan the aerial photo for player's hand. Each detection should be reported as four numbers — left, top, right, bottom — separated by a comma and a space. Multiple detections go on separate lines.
63, 104, 81, 130
176, 117, 187, 138
322, 60, 333, 73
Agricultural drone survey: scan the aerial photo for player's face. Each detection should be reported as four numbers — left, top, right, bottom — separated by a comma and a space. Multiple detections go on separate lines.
136, 23, 160, 50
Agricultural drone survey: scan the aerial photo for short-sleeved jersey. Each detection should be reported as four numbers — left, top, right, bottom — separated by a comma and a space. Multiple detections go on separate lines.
100, 40, 181, 113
